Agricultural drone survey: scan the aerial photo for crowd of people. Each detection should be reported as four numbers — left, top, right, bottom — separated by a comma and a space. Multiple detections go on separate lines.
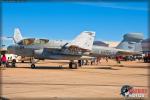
0, 53, 17, 68
1, 53, 150, 69
80, 54, 150, 66
143, 54, 150, 63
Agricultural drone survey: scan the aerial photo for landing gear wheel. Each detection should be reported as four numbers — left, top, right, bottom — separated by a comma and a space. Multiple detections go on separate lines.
72, 63, 77, 69
69, 62, 72, 69
78, 60, 82, 67
69, 62, 77, 69
6, 62, 10, 67
31, 64, 35, 69
21, 60, 24, 63
12, 59, 16, 67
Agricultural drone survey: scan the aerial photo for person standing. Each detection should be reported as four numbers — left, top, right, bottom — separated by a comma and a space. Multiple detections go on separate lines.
1, 54, 7, 67
106, 57, 108, 62
0, 54, 1, 66
116, 56, 120, 64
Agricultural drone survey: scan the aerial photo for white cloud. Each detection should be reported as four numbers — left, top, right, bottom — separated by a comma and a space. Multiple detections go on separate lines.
76, 2, 148, 11
100, 5, 148, 11
0, 36, 12, 41
0, 36, 13, 47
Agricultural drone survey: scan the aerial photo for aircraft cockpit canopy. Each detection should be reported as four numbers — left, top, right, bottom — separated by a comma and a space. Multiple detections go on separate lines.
18, 38, 49, 45
36, 39, 49, 44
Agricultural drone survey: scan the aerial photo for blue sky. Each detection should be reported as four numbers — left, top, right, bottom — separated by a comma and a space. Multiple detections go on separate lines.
1, 1, 148, 46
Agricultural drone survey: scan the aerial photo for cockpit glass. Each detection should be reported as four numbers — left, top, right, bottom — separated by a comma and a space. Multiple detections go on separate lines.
18, 38, 49, 45
25, 39, 35, 45
34, 39, 49, 45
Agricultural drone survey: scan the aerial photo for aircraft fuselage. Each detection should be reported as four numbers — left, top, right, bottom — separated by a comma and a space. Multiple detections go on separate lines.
7, 39, 126, 60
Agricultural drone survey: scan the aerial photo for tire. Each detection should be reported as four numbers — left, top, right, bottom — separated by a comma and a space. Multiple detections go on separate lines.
31, 64, 35, 69
72, 63, 77, 69
12, 63, 16, 67
69, 62, 72, 69
12, 59, 16, 67
6, 62, 10, 67
21, 61, 24, 63
69, 62, 78, 69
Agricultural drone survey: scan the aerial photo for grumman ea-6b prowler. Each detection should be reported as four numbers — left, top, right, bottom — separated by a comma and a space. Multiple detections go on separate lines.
8, 28, 96, 69
7, 28, 142, 69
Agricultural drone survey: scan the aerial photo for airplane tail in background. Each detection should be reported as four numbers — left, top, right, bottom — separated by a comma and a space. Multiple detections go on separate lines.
66, 31, 96, 51
116, 33, 144, 53
116, 41, 143, 52
13, 28, 23, 43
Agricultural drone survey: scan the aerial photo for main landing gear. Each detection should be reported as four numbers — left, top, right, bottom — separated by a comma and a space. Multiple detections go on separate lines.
30, 59, 82, 69
68, 60, 84, 69
69, 60, 78, 69
11, 59, 16, 67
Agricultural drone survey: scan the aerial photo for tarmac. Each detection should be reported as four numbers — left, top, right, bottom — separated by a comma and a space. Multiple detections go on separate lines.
0, 59, 150, 99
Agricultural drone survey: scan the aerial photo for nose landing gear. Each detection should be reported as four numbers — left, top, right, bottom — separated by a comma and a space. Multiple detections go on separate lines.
31, 63, 35, 69
30, 57, 37, 69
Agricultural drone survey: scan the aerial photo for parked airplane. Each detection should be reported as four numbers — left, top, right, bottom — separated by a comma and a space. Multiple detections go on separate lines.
7, 28, 95, 69
91, 33, 143, 57
7, 28, 143, 69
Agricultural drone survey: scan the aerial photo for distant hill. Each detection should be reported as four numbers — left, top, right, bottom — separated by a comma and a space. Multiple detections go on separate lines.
93, 41, 109, 47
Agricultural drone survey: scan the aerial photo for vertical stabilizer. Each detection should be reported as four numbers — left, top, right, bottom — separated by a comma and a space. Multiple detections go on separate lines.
116, 33, 143, 52
66, 31, 95, 51
13, 28, 23, 43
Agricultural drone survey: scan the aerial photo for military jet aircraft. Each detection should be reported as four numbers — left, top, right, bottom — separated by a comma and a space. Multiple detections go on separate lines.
7, 28, 95, 69
91, 32, 143, 57
7, 28, 143, 69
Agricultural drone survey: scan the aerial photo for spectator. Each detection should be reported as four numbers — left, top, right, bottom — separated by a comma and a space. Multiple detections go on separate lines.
116, 56, 121, 64
1, 54, 7, 67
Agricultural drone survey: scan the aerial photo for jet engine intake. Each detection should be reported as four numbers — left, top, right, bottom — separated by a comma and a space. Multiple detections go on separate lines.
34, 49, 44, 59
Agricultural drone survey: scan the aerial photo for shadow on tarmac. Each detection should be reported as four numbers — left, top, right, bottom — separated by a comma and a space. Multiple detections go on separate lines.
11, 66, 120, 70
92, 67, 119, 70
7, 66, 68, 70
6, 65, 122, 70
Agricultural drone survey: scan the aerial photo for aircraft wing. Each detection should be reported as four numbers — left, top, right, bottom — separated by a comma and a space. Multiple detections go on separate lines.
80, 56, 95, 60
66, 31, 95, 51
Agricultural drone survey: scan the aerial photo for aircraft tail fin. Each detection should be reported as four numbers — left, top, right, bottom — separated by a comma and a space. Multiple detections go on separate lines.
13, 28, 23, 43
116, 33, 144, 53
66, 31, 95, 51
116, 40, 143, 52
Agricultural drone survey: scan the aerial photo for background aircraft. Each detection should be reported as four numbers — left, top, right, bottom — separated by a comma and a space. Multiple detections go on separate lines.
7, 28, 143, 69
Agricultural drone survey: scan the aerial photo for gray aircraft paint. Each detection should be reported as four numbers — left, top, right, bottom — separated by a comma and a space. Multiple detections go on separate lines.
7, 28, 143, 60
8, 29, 96, 60
8, 39, 142, 60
